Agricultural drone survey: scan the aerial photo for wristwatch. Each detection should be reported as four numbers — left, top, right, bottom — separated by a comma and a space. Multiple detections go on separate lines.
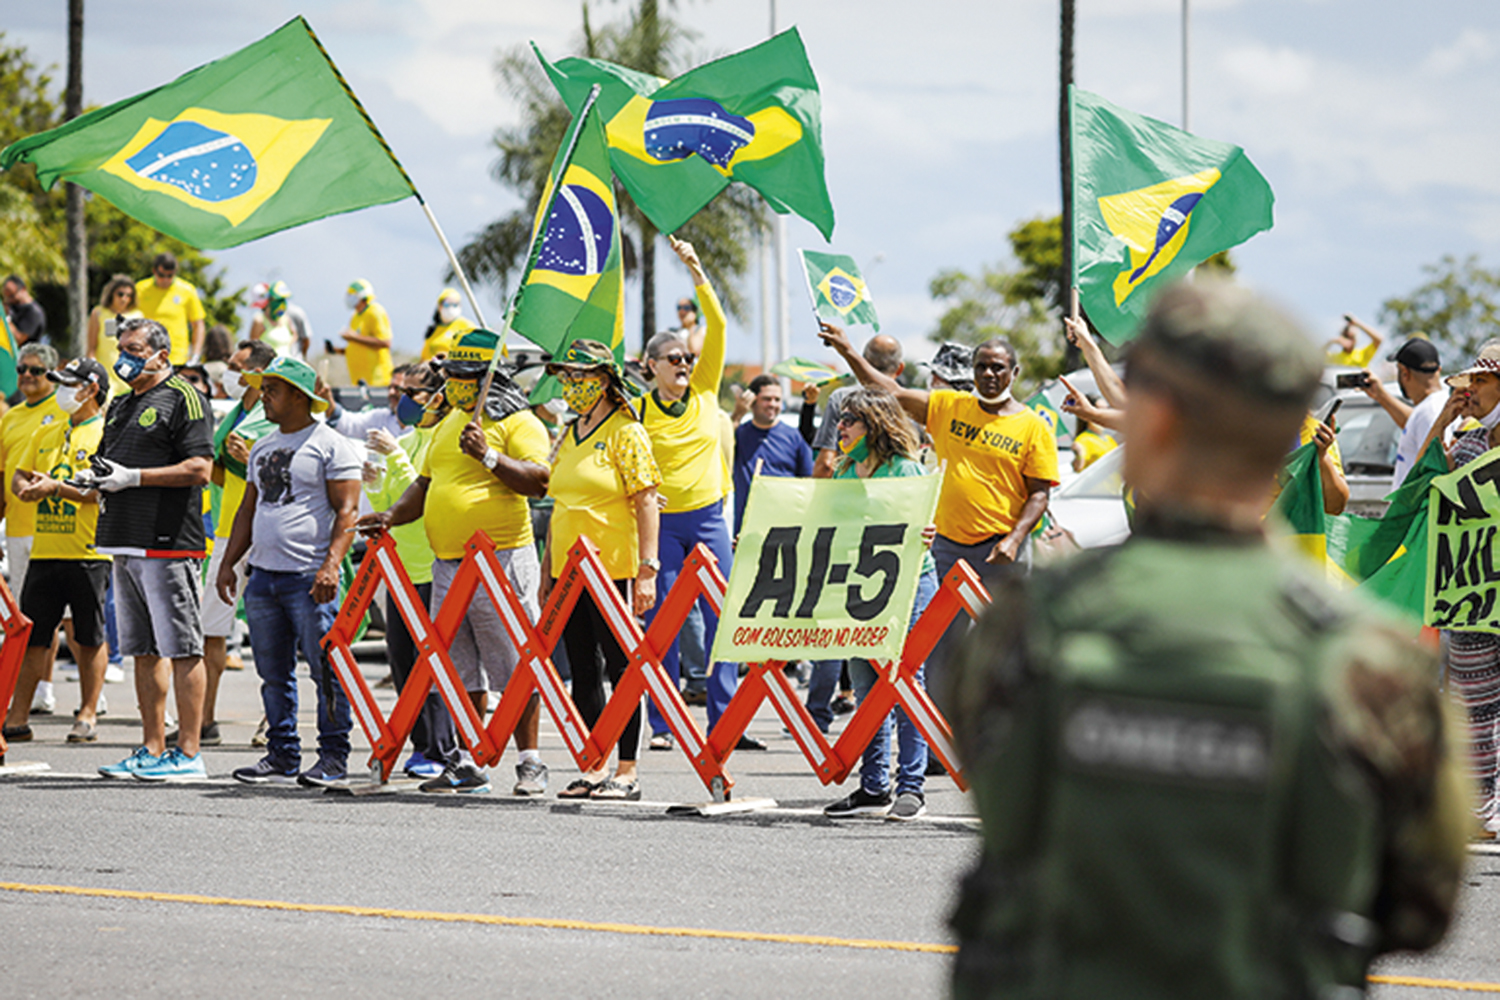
482, 447, 500, 471
640, 557, 661, 573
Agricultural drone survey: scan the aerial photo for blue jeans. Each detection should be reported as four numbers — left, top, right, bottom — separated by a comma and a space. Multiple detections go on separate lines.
679, 602, 708, 695
849, 570, 938, 797
244, 567, 351, 763
645, 500, 736, 733
806, 659, 843, 734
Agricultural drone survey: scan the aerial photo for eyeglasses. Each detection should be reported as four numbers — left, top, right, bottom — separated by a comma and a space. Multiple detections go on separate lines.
658, 352, 696, 367
154, 269, 175, 278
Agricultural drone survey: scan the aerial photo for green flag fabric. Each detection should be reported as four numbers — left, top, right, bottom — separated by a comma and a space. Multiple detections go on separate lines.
1024, 390, 1063, 441
1070, 86, 1274, 344
1272, 443, 1327, 563
0, 310, 15, 398
770, 356, 839, 384
508, 93, 625, 364
0, 17, 415, 249
799, 250, 879, 331
535, 29, 834, 239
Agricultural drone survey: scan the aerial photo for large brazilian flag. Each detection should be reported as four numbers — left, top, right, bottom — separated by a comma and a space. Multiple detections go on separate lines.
534, 29, 834, 240
1070, 86, 1274, 344
509, 91, 625, 365
0, 17, 415, 249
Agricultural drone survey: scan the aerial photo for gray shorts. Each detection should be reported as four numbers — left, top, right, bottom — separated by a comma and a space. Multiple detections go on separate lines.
113, 555, 205, 660
430, 543, 541, 695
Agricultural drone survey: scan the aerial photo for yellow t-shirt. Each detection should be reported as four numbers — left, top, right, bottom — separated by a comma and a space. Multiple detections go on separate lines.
1, 393, 65, 538
1298, 414, 1344, 476
1073, 430, 1119, 470
27, 416, 109, 561
925, 390, 1060, 545
135, 277, 205, 364
91, 306, 141, 394
1327, 342, 1377, 368
550, 408, 661, 579
421, 316, 475, 362
642, 282, 726, 513
421, 406, 551, 559
345, 300, 394, 386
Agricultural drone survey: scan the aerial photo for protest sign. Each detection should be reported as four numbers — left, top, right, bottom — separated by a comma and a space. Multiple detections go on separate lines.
1426, 447, 1500, 631
712, 474, 940, 664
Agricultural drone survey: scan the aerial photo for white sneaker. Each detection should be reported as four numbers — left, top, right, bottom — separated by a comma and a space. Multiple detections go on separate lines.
30, 683, 55, 715
104, 664, 125, 683
96, 690, 108, 716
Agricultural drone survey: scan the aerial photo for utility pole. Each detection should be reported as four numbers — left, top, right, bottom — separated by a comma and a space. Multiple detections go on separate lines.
1182, 0, 1191, 131
1059, 0, 1079, 371
65, 0, 86, 358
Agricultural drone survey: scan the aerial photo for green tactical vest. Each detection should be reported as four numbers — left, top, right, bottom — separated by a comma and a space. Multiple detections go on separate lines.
952, 537, 1387, 1000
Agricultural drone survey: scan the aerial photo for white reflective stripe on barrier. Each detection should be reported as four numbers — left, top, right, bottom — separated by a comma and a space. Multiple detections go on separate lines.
580, 558, 638, 650
427, 651, 482, 750
329, 645, 381, 741
893, 675, 958, 768
696, 564, 724, 616
530, 654, 587, 755
766, 673, 821, 752
957, 582, 987, 620
0, 601, 13, 627
378, 549, 428, 642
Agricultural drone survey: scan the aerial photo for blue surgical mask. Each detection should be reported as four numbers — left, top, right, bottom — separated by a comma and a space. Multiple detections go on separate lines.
114, 351, 149, 383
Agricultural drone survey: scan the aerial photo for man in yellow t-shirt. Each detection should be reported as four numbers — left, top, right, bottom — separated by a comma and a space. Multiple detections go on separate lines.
357, 331, 552, 796
2, 360, 111, 744
420, 288, 476, 362
135, 253, 206, 365
820, 323, 1059, 713
1325, 313, 1383, 368
336, 279, 393, 386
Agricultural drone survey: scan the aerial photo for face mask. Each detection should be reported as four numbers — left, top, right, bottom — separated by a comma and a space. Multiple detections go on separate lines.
438, 303, 461, 324
114, 351, 151, 383
345, 292, 363, 311
445, 379, 479, 411
396, 393, 427, 427
838, 434, 870, 463
56, 385, 88, 415
223, 372, 249, 402
1481, 398, 1500, 431
560, 377, 606, 415
973, 385, 1013, 406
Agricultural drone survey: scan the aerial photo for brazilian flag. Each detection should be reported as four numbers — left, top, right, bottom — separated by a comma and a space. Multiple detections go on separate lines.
0, 17, 415, 249
799, 250, 879, 330
1024, 390, 1064, 441
534, 29, 834, 239
1272, 443, 1328, 564
0, 311, 15, 398
1070, 86, 1274, 344
509, 91, 625, 366
771, 357, 839, 385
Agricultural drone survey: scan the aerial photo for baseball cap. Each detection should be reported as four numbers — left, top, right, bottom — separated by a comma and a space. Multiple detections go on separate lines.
242, 356, 329, 413
1387, 337, 1440, 373
48, 358, 109, 398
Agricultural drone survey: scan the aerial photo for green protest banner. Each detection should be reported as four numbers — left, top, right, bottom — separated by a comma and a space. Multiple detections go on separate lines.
1425, 447, 1500, 631
712, 475, 940, 664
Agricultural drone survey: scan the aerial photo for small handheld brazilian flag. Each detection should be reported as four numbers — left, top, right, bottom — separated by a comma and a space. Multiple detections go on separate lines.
535, 29, 834, 239
508, 88, 625, 366
1070, 86, 1273, 344
0, 17, 415, 249
1023, 390, 1063, 441
798, 250, 880, 331
0, 309, 16, 398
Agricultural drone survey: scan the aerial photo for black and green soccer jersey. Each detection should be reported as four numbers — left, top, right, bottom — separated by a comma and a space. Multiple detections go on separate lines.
96, 374, 213, 558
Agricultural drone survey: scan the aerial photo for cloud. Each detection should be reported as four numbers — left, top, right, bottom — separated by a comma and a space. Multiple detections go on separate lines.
1220, 44, 1316, 97
1424, 27, 1495, 76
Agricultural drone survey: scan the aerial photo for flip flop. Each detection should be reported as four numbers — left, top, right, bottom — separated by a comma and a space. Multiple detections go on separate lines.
558, 776, 605, 799
648, 732, 674, 751
590, 777, 641, 801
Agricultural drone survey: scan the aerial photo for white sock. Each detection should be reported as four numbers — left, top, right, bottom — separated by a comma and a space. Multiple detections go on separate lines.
35, 681, 53, 701
518, 749, 541, 765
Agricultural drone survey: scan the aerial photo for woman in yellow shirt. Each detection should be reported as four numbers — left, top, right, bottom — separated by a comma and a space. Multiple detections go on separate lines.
638, 237, 749, 748
544, 339, 662, 801
420, 288, 476, 362
86, 275, 142, 395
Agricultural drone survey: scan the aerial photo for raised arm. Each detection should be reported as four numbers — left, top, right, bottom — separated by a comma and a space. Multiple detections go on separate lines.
1063, 315, 1127, 409
672, 237, 724, 396
817, 321, 930, 424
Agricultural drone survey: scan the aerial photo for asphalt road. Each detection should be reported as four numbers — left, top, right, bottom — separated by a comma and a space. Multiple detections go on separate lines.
2, 649, 1497, 997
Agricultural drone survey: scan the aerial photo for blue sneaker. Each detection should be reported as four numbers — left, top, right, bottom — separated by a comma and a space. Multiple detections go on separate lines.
403, 750, 443, 780
232, 755, 301, 785
297, 756, 348, 788
99, 746, 160, 780
133, 747, 208, 783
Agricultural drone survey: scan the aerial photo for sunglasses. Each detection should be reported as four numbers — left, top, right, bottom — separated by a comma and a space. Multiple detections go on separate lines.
837, 412, 865, 426
15, 364, 47, 376
658, 352, 696, 367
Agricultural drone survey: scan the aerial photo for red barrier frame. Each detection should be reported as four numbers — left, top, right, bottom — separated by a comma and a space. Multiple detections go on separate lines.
0, 573, 38, 761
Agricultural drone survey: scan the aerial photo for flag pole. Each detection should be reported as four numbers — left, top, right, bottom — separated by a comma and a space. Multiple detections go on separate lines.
477, 84, 603, 408
418, 197, 488, 331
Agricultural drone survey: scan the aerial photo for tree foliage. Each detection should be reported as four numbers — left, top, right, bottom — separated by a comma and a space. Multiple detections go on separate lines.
1380, 254, 1500, 361
928, 215, 1069, 392
457, 1, 766, 353
0, 33, 244, 348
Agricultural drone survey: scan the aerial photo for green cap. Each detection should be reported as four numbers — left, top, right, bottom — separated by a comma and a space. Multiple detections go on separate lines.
243, 356, 329, 413
544, 339, 641, 397
445, 329, 499, 368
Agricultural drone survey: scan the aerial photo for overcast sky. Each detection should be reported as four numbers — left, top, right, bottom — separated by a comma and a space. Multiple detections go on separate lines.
4, 0, 1498, 374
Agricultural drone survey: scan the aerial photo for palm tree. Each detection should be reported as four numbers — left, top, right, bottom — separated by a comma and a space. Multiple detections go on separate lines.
456, 1, 767, 353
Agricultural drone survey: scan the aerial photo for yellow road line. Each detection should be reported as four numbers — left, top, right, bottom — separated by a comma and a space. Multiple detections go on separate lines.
4, 881, 1498, 992
0, 882, 953, 954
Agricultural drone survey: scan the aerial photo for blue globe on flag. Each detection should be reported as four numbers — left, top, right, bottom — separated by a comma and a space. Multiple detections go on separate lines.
643, 98, 755, 169
826, 274, 860, 310
536, 183, 614, 276
125, 120, 257, 203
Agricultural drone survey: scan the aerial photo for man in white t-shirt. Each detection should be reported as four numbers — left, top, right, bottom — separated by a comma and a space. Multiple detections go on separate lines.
1358, 337, 1450, 488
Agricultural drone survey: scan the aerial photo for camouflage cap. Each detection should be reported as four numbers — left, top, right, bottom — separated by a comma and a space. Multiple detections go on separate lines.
1132, 279, 1321, 407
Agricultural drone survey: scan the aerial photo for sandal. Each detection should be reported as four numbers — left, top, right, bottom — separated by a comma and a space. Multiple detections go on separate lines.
2, 724, 32, 742
558, 776, 605, 799
648, 732, 674, 751
590, 776, 642, 801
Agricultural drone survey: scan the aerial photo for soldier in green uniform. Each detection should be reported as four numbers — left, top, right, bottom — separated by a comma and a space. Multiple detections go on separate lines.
947, 280, 1471, 999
